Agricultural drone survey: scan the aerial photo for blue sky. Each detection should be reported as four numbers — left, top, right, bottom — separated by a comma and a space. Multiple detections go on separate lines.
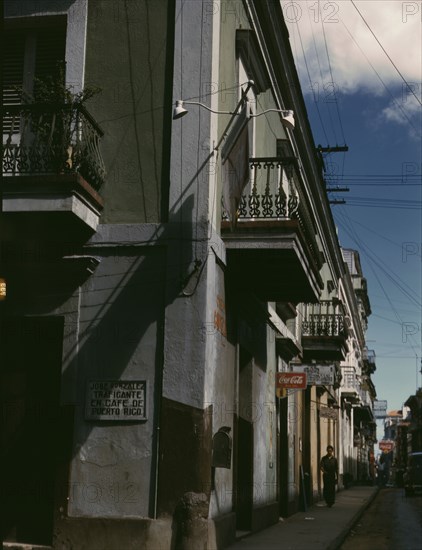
284, 0, 422, 415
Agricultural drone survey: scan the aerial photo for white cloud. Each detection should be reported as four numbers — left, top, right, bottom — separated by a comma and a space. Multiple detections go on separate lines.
283, 0, 422, 96
383, 94, 421, 123
381, 92, 422, 139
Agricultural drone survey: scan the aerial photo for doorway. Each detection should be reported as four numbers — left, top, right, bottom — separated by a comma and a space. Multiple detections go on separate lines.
1, 316, 65, 545
279, 395, 289, 517
235, 346, 253, 532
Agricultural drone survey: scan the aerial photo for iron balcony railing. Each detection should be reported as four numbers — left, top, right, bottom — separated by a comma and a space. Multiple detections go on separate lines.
363, 348, 376, 365
2, 103, 106, 190
222, 156, 320, 264
237, 157, 300, 219
301, 300, 348, 338
341, 367, 359, 392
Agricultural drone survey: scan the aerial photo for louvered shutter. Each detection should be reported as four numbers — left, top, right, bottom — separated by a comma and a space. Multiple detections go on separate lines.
2, 27, 66, 134
2, 30, 25, 134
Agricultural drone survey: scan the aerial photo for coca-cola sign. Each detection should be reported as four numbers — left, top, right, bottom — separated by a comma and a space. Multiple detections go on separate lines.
276, 372, 307, 389
379, 439, 394, 452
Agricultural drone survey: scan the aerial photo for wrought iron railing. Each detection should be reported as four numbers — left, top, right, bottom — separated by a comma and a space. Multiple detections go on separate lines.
302, 300, 348, 337
238, 157, 299, 219
341, 367, 359, 392
363, 348, 376, 365
221, 156, 299, 220
222, 156, 320, 264
2, 103, 106, 190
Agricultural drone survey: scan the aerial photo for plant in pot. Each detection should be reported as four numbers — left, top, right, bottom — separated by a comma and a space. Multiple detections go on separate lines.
16, 65, 102, 181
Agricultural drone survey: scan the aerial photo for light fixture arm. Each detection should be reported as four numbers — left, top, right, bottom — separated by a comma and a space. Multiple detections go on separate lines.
250, 109, 292, 118
250, 108, 295, 131
173, 81, 256, 150
176, 100, 238, 116
213, 80, 255, 152
173, 80, 294, 149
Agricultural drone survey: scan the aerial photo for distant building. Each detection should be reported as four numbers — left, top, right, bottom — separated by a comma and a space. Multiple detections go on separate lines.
404, 389, 422, 452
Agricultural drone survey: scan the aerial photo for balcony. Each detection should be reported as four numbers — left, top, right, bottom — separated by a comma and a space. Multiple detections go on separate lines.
2, 103, 105, 236
363, 348, 376, 374
301, 300, 348, 361
340, 367, 360, 403
221, 157, 323, 302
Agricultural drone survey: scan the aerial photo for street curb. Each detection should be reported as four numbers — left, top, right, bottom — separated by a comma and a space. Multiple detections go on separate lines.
327, 486, 381, 550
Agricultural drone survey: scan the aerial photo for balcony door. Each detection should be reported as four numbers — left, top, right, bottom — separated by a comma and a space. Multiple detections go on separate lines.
1, 316, 65, 545
2, 22, 66, 173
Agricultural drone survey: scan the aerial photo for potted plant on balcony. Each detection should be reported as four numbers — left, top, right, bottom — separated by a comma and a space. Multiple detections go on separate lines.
9, 65, 104, 187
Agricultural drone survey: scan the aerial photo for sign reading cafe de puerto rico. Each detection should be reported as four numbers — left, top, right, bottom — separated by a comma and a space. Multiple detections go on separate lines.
85, 380, 147, 421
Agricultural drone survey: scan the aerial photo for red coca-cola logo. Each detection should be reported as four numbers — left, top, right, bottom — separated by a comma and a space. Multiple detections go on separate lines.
276, 372, 307, 389
379, 440, 394, 451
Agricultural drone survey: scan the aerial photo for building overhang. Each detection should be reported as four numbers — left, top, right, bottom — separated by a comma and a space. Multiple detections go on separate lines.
221, 219, 322, 302
2, 174, 104, 236
302, 335, 348, 361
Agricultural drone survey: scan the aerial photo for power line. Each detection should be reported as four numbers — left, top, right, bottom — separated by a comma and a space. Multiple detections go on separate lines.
340, 203, 421, 210
294, 12, 330, 146
339, 17, 421, 139
336, 213, 421, 356
320, 4, 347, 145
336, 213, 421, 308
350, 0, 422, 108
305, 1, 346, 177
333, 184, 421, 187
338, 214, 421, 256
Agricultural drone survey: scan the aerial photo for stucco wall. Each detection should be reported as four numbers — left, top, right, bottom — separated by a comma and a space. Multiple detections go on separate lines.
67, 248, 165, 518
84, 0, 173, 223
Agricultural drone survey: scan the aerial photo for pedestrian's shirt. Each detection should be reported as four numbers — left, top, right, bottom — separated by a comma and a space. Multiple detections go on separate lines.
320, 455, 338, 475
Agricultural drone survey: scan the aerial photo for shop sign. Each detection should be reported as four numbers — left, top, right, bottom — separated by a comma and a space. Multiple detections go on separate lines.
379, 439, 394, 452
276, 372, 307, 389
292, 364, 335, 385
85, 380, 147, 421
319, 406, 338, 420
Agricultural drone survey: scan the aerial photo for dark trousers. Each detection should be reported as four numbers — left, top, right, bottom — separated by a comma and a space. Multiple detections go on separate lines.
323, 473, 336, 505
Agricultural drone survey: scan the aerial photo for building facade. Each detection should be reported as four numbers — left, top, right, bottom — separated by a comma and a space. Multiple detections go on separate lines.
1, 1, 376, 549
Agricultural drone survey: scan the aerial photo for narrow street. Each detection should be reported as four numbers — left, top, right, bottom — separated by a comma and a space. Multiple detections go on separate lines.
339, 488, 422, 550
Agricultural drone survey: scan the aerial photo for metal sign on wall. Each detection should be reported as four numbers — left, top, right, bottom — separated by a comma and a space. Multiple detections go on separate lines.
276, 372, 307, 389
85, 380, 147, 421
379, 439, 394, 452
291, 364, 334, 386
373, 400, 388, 418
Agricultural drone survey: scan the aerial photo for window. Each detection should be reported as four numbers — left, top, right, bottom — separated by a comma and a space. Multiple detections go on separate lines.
3, 24, 66, 134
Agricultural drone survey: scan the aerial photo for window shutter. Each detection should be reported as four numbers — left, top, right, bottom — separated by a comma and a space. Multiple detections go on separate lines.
2, 30, 25, 105
2, 27, 66, 135
2, 30, 25, 133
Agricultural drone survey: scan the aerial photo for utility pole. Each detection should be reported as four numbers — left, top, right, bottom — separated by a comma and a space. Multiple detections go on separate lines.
316, 145, 350, 205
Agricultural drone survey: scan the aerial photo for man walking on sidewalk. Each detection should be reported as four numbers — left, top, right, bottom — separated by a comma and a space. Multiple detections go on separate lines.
320, 445, 339, 507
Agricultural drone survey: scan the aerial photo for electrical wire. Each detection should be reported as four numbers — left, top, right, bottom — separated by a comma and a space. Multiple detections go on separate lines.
336, 212, 421, 308
294, 11, 330, 146
339, 18, 421, 139
339, 202, 421, 210
320, 3, 347, 146
336, 213, 421, 357
335, 214, 421, 257
306, 1, 347, 185
350, 0, 422, 108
